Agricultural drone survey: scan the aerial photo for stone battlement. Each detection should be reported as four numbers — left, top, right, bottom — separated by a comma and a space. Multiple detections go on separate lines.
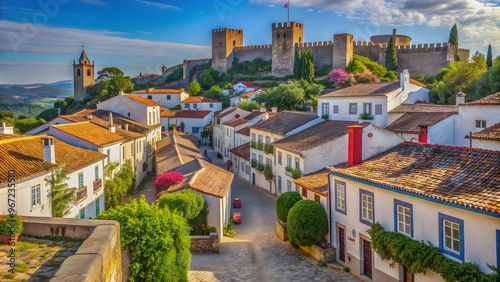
295, 41, 333, 48
212, 28, 242, 34
272, 22, 303, 29
235, 44, 272, 51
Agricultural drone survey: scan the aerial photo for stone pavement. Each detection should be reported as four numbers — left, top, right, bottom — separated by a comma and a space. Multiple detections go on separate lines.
188, 146, 359, 282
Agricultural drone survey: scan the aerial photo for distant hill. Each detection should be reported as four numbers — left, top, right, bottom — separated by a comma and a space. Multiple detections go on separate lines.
0, 80, 73, 89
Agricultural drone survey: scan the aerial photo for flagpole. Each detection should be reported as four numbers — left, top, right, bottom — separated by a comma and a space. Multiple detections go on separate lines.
288, 0, 290, 23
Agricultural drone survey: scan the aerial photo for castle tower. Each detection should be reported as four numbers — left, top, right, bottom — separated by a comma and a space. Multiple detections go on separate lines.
272, 22, 303, 76
212, 28, 243, 73
332, 34, 354, 69
73, 49, 95, 101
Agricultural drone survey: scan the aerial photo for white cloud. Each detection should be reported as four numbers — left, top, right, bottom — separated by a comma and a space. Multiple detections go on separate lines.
307, 8, 314, 12
134, 0, 182, 10
0, 20, 210, 59
81, 0, 107, 5
268, 4, 275, 7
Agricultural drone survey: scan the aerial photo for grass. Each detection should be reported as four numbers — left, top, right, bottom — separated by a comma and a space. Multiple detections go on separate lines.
319, 260, 327, 267
343, 267, 350, 273
4, 273, 16, 279
29, 249, 42, 259
15, 262, 29, 273
17, 241, 37, 252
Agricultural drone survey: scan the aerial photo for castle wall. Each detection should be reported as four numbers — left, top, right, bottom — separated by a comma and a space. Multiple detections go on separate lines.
353, 41, 384, 62
234, 45, 272, 63
396, 43, 453, 76
183, 58, 212, 81
296, 41, 334, 71
162, 63, 183, 79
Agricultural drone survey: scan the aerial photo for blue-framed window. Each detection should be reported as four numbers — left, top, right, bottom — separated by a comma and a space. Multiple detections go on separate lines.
335, 180, 346, 215
394, 199, 413, 237
359, 189, 374, 226
193, 103, 197, 109
438, 213, 464, 261
210, 103, 213, 108
185, 103, 190, 108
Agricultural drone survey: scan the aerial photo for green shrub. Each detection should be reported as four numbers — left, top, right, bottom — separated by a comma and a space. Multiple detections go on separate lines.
171, 104, 181, 110
316, 65, 333, 76
165, 67, 183, 83
264, 144, 274, 154
292, 169, 302, 179
264, 166, 273, 181
104, 160, 136, 209
253, 81, 278, 88
0, 214, 24, 235
97, 197, 191, 282
36, 108, 59, 121
250, 141, 257, 149
256, 143, 264, 151
251, 160, 257, 168
275, 191, 303, 223
158, 190, 206, 220
187, 200, 209, 236
359, 113, 374, 120
287, 200, 328, 247
223, 214, 236, 237
257, 163, 265, 171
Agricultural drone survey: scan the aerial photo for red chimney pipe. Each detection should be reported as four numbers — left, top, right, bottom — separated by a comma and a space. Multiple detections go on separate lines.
348, 125, 365, 166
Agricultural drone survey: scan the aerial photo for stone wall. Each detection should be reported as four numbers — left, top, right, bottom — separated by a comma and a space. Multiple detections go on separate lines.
234, 45, 272, 63
21, 216, 122, 282
190, 233, 219, 253
183, 58, 212, 81
296, 41, 334, 71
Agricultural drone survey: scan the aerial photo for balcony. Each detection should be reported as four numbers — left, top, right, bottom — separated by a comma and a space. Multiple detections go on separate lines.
93, 179, 102, 193
264, 144, 274, 154
256, 143, 264, 151
75, 186, 88, 203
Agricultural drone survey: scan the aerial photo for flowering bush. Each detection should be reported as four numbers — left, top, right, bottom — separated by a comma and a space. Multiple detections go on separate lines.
226, 160, 233, 167
154, 171, 184, 198
329, 68, 350, 86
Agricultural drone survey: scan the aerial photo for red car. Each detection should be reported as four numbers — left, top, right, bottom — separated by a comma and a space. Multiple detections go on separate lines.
233, 198, 241, 208
233, 213, 241, 224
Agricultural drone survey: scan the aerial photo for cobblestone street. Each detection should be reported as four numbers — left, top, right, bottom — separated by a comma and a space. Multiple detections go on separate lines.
188, 147, 360, 282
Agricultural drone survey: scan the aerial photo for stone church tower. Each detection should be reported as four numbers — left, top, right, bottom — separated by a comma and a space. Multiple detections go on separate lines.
73, 49, 95, 101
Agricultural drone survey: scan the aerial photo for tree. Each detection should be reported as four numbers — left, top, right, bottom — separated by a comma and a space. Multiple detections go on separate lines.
15, 117, 46, 133
469, 65, 500, 101
494, 55, 500, 67
385, 37, 398, 72
97, 67, 124, 82
0, 110, 17, 126
236, 101, 260, 111
287, 200, 328, 247
158, 190, 206, 220
294, 50, 315, 82
222, 83, 233, 90
104, 160, 136, 209
45, 163, 77, 217
346, 54, 387, 78
165, 67, 183, 83
205, 85, 223, 100
486, 44, 493, 69
275, 191, 303, 223
187, 80, 202, 96
200, 70, 215, 89
200, 130, 212, 143
54, 100, 67, 109
254, 82, 305, 111
36, 108, 59, 122
448, 23, 459, 48
109, 75, 134, 96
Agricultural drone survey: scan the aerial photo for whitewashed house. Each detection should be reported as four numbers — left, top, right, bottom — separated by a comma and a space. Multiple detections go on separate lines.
317, 70, 429, 127
327, 127, 500, 281
127, 88, 189, 109
229, 142, 251, 182
181, 96, 222, 113
230, 89, 262, 106
249, 111, 322, 193
160, 110, 213, 141
212, 107, 251, 156
0, 134, 106, 219
232, 81, 260, 93
0, 123, 13, 134
465, 122, 500, 150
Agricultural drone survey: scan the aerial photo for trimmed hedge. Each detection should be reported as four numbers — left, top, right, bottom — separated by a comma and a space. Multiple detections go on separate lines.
287, 200, 328, 247
275, 191, 302, 223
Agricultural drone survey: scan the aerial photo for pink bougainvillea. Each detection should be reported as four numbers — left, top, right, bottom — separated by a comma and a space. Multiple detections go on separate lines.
328, 68, 350, 86
154, 171, 184, 198
226, 160, 233, 167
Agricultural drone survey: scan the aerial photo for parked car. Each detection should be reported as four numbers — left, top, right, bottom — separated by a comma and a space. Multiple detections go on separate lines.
233, 213, 241, 224
233, 198, 241, 208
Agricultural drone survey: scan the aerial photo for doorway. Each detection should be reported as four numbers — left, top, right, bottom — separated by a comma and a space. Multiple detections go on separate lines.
338, 227, 345, 263
363, 239, 372, 279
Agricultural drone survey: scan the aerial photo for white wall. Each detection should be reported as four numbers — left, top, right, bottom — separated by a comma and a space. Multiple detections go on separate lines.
454, 106, 500, 147
127, 93, 185, 109
386, 84, 430, 111
213, 108, 251, 155
182, 102, 222, 112
428, 115, 457, 146
471, 139, 500, 151
318, 97, 388, 127
97, 95, 149, 125
162, 114, 212, 140
233, 156, 251, 182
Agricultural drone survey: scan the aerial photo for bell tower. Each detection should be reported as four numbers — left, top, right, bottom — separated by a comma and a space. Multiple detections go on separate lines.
73, 47, 95, 101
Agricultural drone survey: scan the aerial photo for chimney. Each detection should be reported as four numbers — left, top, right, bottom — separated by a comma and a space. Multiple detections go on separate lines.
271, 107, 278, 113
260, 108, 266, 113
456, 90, 466, 105
85, 114, 92, 120
108, 113, 115, 133
162, 65, 167, 73
57, 108, 61, 116
400, 69, 409, 91
263, 113, 269, 120
393, 29, 397, 35
119, 91, 124, 96
125, 124, 129, 131
140, 72, 142, 76
418, 126, 428, 143
347, 125, 365, 166
42, 137, 56, 164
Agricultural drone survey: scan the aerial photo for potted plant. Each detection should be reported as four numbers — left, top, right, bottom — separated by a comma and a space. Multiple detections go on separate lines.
359, 112, 374, 122
0, 215, 24, 245
225, 160, 233, 171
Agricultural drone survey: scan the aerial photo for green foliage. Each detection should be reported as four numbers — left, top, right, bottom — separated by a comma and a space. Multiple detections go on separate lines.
448, 23, 459, 48
171, 104, 182, 110
0, 110, 17, 125
187, 200, 209, 236
253, 81, 278, 88
346, 54, 387, 78
254, 82, 305, 111
486, 44, 493, 69
294, 50, 315, 82
54, 100, 67, 109
236, 101, 260, 111
264, 144, 274, 154
257, 163, 265, 171
256, 143, 264, 151
187, 80, 202, 96
200, 130, 212, 142
15, 117, 46, 133
104, 160, 137, 209
359, 113, 374, 120
87, 67, 134, 106
165, 67, 183, 83
158, 190, 206, 220
343, 267, 350, 273
297, 79, 325, 97
0, 214, 24, 235
469, 65, 500, 101
45, 163, 77, 217
97, 67, 124, 82
200, 70, 215, 89
205, 85, 223, 101
226, 57, 272, 76
291, 168, 302, 179
385, 37, 398, 72
97, 197, 191, 282
251, 160, 257, 168
368, 223, 499, 282
109, 76, 134, 96
264, 165, 273, 181
250, 141, 257, 149
321, 114, 329, 120
223, 83, 233, 90
287, 200, 328, 247
36, 108, 59, 121
275, 191, 303, 223
494, 56, 500, 67
316, 65, 333, 76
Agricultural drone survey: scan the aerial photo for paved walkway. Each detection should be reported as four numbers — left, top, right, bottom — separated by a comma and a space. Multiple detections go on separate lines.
188, 146, 359, 282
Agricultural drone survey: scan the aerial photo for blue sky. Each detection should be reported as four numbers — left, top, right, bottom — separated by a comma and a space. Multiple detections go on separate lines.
0, 0, 498, 84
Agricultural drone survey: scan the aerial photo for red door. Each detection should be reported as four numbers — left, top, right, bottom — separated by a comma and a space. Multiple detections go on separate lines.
363, 240, 372, 279
339, 227, 345, 262
404, 266, 414, 282
418, 127, 428, 143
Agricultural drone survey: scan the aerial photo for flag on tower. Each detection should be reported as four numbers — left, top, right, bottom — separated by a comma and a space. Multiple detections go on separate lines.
284, 3, 289, 8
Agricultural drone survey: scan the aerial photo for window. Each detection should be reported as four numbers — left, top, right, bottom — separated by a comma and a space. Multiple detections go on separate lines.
76, 69, 81, 76
107, 149, 110, 164
363, 103, 372, 115
167, 95, 171, 100
258, 134, 263, 144
476, 120, 486, 128
131, 143, 134, 155
322, 103, 329, 116
314, 195, 320, 203
149, 112, 152, 124
246, 164, 249, 174
375, 104, 383, 115
277, 34, 280, 39
128, 112, 131, 117
335, 180, 346, 214
266, 158, 272, 168
192, 127, 200, 134
278, 176, 282, 193
287, 155, 292, 167
87, 69, 91, 76
301, 187, 307, 197
80, 209, 85, 219
299, 37, 302, 42
31, 184, 41, 208
394, 199, 413, 237
258, 155, 263, 164
283, 33, 286, 38
147, 95, 153, 100
252, 153, 256, 160
96, 198, 100, 216
217, 118, 221, 125
287, 180, 292, 191
295, 184, 299, 192
359, 189, 374, 225
252, 133, 256, 142
193, 103, 197, 109
233, 40, 235, 46
210, 103, 213, 108
349, 103, 357, 115
439, 213, 464, 260
278, 151, 282, 165
265, 136, 271, 145
333, 105, 339, 114
295, 157, 300, 170
95, 165, 99, 181
78, 173, 84, 189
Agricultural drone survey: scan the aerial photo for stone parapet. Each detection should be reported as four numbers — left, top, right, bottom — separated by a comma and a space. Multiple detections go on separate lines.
190, 232, 219, 253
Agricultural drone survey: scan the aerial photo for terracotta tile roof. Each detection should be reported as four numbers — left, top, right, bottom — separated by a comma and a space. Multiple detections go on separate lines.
461, 92, 500, 106
160, 110, 212, 118
72, 109, 155, 132
330, 142, 500, 215
229, 142, 250, 161
388, 102, 458, 113
0, 135, 106, 185
213, 107, 249, 118
243, 111, 265, 121
175, 131, 200, 143
181, 96, 220, 103
236, 126, 250, 136
123, 94, 162, 106
251, 111, 318, 135
132, 73, 161, 79
203, 123, 213, 130
466, 122, 500, 141
166, 158, 233, 198
385, 112, 456, 134
236, 81, 253, 87
240, 90, 261, 98
156, 133, 203, 174
273, 121, 361, 155
294, 172, 329, 196
51, 122, 125, 147
61, 115, 144, 139
410, 79, 427, 88
318, 81, 400, 98
223, 118, 250, 127
129, 88, 186, 94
